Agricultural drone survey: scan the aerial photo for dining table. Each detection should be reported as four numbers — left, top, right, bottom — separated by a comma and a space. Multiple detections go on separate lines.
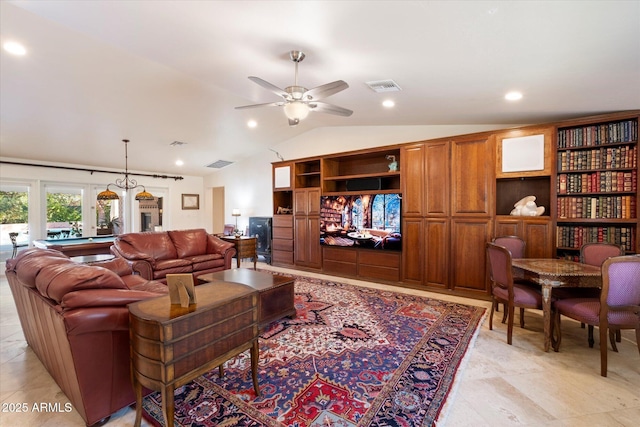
511, 258, 602, 352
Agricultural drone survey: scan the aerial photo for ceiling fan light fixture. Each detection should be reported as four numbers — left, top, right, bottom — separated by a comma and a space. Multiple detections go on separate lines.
283, 101, 310, 121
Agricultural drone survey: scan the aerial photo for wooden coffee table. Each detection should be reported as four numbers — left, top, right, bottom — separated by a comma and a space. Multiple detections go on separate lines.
199, 268, 296, 330
128, 281, 260, 427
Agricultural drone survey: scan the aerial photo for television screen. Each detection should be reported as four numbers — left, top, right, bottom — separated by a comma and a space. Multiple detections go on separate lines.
320, 193, 401, 251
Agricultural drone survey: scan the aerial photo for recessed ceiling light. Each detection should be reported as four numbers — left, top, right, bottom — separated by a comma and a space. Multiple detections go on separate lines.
505, 91, 523, 101
247, 120, 257, 128
175, 160, 184, 166
3, 41, 27, 56
382, 100, 395, 108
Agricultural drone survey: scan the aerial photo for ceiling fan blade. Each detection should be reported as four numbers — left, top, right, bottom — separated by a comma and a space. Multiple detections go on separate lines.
248, 76, 289, 99
308, 101, 353, 117
303, 80, 349, 101
288, 118, 300, 127
235, 101, 285, 110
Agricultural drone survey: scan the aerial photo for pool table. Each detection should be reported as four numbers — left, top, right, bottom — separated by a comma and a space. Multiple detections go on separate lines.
33, 236, 116, 257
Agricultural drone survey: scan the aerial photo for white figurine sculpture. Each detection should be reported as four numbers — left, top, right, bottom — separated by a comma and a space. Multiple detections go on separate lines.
510, 196, 545, 216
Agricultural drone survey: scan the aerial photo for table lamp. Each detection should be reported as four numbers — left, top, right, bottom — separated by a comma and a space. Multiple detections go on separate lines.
232, 209, 241, 235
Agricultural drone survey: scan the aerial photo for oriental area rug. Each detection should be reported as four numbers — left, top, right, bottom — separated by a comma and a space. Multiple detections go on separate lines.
142, 273, 485, 427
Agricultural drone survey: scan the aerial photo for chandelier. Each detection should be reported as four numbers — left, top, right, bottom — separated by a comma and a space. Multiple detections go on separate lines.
97, 139, 155, 201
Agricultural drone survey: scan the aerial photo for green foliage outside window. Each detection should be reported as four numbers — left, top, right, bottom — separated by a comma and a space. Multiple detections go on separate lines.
46, 193, 81, 223
0, 191, 28, 224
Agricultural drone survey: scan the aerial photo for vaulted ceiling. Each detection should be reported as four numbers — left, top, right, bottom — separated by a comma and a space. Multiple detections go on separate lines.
1, 1, 639, 176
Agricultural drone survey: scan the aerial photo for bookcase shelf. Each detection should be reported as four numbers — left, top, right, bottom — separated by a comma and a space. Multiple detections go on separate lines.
555, 114, 638, 255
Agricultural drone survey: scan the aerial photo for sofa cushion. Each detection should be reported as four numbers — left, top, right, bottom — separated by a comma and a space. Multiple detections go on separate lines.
154, 258, 192, 271
115, 232, 178, 262
151, 262, 193, 280
187, 253, 225, 272
35, 263, 127, 303
168, 229, 208, 258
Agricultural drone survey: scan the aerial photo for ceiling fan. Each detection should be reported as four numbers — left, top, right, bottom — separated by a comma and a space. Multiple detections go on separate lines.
235, 50, 353, 126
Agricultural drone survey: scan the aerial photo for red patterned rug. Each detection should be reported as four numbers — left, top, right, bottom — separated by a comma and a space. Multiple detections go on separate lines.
142, 273, 485, 426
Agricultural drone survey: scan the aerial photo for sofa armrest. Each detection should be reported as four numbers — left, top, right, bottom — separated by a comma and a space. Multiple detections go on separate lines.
207, 235, 236, 269
130, 260, 153, 280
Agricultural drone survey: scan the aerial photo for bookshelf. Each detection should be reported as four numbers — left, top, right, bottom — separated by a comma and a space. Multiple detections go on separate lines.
555, 115, 638, 258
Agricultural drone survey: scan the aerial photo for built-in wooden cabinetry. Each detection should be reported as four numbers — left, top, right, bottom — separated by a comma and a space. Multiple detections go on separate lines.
273, 111, 639, 299
273, 148, 403, 280
494, 126, 554, 259
554, 112, 638, 258
322, 149, 400, 194
401, 135, 494, 296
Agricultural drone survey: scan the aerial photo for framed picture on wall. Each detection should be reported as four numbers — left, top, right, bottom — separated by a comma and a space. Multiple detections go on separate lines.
181, 194, 199, 210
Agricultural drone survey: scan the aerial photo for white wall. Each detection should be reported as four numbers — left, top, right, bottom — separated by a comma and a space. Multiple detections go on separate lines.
204, 123, 517, 232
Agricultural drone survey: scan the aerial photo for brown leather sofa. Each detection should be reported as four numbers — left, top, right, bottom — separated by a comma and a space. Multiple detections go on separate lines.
5, 248, 167, 426
111, 228, 236, 283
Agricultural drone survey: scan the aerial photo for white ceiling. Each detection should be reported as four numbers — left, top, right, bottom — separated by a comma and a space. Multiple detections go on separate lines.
1, 1, 639, 177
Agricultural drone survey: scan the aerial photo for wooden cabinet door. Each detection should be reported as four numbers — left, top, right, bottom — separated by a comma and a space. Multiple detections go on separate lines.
425, 141, 450, 216
294, 216, 309, 264
523, 218, 553, 258
306, 188, 321, 216
401, 217, 424, 285
495, 217, 553, 258
495, 217, 522, 238
294, 216, 321, 268
401, 144, 424, 217
450, 218, 492, 294
306, 216, 322, 268
451, 137, 493, 216
425, 218, 449, 288
294, 188, 320, 215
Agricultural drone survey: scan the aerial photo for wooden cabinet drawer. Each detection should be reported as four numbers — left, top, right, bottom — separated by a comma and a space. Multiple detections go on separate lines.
273, 215, 293, 227
272, 238, 294, 251
323, 246, 357, 263
273, 226, 293, 240
324, 259, 357, 276
359, 250, 400, 268
272, 250, 294, 265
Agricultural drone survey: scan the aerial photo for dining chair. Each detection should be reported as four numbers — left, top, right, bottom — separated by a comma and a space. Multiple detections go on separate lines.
553, 255, 640, 377
493, 236, 526, 259
557, 242, 625, 346
486, 242, 543, 345
492, 236, 528, 321
580, 242, 625, 266
9, 232, 28, 258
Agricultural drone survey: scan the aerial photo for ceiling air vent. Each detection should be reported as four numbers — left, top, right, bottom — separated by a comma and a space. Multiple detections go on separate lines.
365, 79, 402, 93
206, 160, 234, 169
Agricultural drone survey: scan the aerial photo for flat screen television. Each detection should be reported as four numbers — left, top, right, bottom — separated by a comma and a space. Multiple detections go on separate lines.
320, 193, 401, 251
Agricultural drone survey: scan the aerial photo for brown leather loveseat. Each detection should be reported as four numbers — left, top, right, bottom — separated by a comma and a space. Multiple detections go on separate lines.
111, 228, 236, 283
5, 248, 167, 426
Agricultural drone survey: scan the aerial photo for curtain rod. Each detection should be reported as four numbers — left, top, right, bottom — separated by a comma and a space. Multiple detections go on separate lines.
0, 160, 184, 181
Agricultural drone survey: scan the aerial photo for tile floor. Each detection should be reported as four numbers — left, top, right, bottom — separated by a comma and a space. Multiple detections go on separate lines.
1, 262, 638, 426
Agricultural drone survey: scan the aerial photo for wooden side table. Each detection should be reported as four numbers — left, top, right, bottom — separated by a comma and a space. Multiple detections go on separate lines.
128, 282, 259, 427
221, 236, 258, 269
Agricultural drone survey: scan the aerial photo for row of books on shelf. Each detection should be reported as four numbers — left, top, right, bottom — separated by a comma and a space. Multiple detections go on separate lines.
557, 195, 636, 219
557, 145, 636, 171
557, 170, 637, 194
556, 225, 635, 252
557, 120, 638, 148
